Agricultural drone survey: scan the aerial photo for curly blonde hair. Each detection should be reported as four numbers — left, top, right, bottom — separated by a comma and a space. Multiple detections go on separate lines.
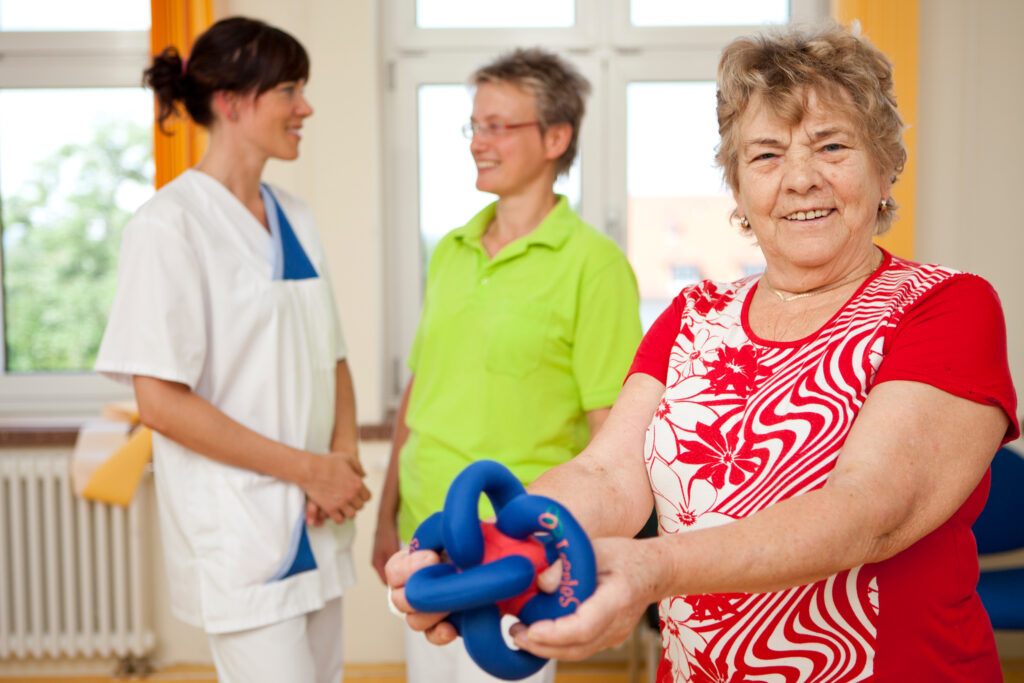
715, 23, 906, 234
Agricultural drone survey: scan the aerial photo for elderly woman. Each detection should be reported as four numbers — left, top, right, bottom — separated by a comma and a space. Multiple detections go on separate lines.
374, 48, 641, 683
388, 24, 1019, 682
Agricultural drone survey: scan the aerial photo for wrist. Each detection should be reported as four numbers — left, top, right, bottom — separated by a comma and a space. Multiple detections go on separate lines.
291, 449, 320, 488
643, 535, 678, 604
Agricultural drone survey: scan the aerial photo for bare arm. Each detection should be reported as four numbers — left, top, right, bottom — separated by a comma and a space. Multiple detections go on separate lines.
330, 359, 360, 455
134, 373, 370, 524
530, 375, 661, 538
308, 359, 370, 525
373, 376, 414, 582
585, 406, 611, 438
516, 379, 1009, 659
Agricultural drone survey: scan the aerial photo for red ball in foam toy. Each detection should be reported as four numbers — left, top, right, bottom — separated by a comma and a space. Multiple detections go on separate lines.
478, 522, 550, 617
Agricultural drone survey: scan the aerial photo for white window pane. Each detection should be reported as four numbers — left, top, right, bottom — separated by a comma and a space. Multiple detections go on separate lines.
0, 88, 154, 372
417, 0, 574, 28
631, 0, 788, 27
0, 0, 149, 30
418, 84, 580, 269
627, 81, 763, 329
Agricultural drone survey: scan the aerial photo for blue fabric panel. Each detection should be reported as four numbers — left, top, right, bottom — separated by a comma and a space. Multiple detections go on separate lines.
976, 567, 1024, 629
267, 513, 318, 583
260, 184, 318, 281
973, 447, 1024, 554
279, 523, 318, 580
273, 196, 318, 280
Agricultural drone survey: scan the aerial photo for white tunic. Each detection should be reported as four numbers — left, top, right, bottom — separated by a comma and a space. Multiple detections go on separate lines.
95, 169, 355, 633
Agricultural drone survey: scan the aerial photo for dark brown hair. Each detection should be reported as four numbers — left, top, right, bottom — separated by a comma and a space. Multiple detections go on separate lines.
144, 16, 309, 133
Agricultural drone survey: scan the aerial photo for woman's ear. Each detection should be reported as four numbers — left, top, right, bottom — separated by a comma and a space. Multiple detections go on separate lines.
542, 122, 572, 161
732, 189, 745, 223
213, 91, 239, 122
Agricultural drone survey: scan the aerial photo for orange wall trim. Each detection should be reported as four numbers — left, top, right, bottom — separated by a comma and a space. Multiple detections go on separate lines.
149, 0, 213, 189
833, 0, 919, 259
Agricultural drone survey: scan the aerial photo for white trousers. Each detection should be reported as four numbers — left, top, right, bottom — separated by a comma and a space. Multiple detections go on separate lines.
403, 620, 555, 683
208, 597, 344, 683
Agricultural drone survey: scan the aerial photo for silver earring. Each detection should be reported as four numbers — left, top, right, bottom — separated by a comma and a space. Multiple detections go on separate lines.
878, 198, 889, 213
230, 112, 238, 121
739, 216, 750, 229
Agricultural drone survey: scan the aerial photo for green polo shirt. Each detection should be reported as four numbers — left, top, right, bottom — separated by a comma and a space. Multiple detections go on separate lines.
397, 196, 641, 541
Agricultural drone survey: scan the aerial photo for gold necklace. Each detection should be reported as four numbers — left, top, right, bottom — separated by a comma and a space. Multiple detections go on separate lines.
760, 262, 879, 303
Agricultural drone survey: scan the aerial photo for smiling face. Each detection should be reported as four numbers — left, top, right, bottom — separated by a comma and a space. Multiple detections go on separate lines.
235, 80, 313, 161
733, 90, 889, 282
469, 80, 563, 198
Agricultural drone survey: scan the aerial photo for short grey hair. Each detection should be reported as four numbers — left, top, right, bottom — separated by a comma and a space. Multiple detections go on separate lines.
472, 48, 591, 176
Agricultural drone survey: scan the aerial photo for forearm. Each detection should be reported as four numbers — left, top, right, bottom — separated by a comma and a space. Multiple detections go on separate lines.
529, 374, 660, 539
639, 381, 1010, 601
330, 359, 359, 455
133, 375, 313, 486
378, 377, 413, 527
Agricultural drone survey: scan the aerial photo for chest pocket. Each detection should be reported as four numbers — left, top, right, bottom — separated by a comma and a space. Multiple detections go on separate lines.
484, 303, 552, 377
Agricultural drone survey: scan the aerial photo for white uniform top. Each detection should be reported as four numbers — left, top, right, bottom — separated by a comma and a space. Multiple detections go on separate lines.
95, 169, 355, 634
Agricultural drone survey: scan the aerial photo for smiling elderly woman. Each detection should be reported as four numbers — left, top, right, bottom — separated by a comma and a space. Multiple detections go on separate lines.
387, 23, 1019, 683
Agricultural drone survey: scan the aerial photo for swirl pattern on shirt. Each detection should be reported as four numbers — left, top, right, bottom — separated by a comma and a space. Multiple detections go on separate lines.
646, 258, 958, 683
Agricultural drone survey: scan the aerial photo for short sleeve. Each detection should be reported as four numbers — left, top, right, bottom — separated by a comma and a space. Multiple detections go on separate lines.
627, 290, 687, 385
874, 274, 1019, 443
94, 216, 207, 389
572, 252, 642, 411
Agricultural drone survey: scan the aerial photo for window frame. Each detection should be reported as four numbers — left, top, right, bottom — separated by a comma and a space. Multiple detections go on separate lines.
382, 0, 829, 410
0, 28, 151, 418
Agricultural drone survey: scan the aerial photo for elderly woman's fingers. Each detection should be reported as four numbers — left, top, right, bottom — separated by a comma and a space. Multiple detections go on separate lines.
424, 619, 459, 645
535, 559, 562, 593
514, 537, 654, 660
383, 547, 455, 635
515, 583, 640, 660
384, 546, 440, 591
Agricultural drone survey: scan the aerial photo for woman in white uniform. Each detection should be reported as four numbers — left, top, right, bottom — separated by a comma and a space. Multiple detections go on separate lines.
95, 17, 370, 682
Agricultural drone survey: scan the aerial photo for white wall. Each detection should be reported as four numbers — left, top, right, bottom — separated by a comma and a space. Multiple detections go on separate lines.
917, 0, 1024, 410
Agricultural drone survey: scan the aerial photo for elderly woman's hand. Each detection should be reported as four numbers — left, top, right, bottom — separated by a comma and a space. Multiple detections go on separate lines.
511, 537, 662, 661
384, 547, 460, 645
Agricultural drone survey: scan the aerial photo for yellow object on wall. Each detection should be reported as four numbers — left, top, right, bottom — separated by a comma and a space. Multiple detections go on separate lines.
149, 0, 213, 189
832, 0, 919, 259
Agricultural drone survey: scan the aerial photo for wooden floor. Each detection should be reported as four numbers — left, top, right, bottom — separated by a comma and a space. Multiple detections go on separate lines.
0, 661, 645, 683
3, 660, 1024, 682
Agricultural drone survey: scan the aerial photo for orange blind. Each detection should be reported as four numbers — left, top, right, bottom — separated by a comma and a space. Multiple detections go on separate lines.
832, 0, 919, 259
149, 0, 213, 189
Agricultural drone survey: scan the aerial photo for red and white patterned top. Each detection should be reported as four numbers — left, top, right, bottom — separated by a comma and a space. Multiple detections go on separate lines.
629, 251, 1018, 683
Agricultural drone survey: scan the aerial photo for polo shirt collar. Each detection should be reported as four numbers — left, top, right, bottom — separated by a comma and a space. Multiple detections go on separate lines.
453, 195, 575, 258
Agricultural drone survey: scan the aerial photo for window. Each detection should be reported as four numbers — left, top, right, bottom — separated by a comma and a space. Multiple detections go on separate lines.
0, 0, 153, 417
383, 0, 828, 406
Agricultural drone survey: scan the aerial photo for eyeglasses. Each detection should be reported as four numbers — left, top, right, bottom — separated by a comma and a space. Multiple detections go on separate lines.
461, 120, 540, 139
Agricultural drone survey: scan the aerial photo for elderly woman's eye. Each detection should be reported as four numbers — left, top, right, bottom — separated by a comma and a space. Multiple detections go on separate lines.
822, 143, 845, 152
754, 152, 776, 161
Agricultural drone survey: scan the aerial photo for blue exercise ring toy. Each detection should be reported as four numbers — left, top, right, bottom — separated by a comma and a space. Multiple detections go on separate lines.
405, 460, 596, 681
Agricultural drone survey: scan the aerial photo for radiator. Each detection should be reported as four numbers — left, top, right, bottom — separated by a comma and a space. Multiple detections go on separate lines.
0, 451, 155, 661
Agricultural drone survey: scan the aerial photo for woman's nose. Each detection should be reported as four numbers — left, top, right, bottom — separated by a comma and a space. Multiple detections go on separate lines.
469, 131, 489, 153
783, 153, 822, 194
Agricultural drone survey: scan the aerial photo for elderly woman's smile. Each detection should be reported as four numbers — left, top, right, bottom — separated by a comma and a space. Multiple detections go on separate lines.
733, 90, 888, 285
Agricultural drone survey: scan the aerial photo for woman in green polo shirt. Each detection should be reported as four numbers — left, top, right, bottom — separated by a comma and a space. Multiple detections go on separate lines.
373, 48, 641, 683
